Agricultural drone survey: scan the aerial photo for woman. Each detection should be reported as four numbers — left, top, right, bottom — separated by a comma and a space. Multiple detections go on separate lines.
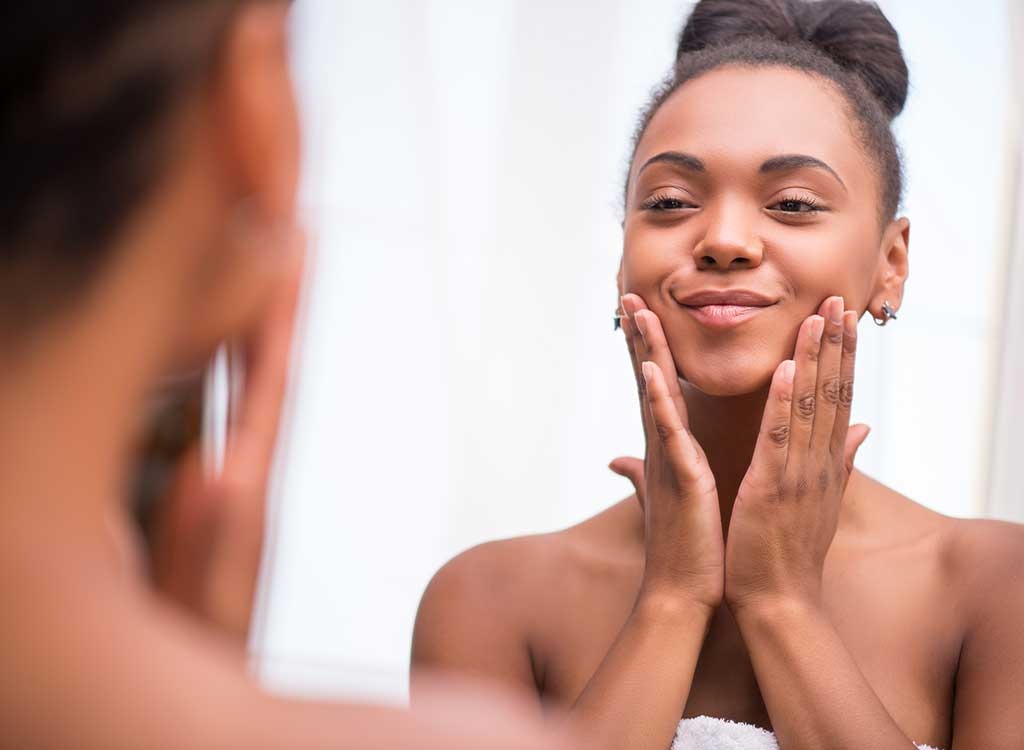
411, 1, 1024, 748
0, 3, 576, 748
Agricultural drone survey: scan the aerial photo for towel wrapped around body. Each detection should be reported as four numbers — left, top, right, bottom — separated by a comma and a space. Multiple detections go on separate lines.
672, 716, 943, 750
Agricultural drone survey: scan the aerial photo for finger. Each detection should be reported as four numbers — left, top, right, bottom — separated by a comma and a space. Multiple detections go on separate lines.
619, 294, 645, 390
830, 310, 858, 457
621, 294, 658, 445
150, 446, 209, 607
749, 359, 796, 478
231, 228, 306, 478
633, 307, 690, 429
641, 361, 702, 479
843, 424, 871, 474
609, 456, 646, 510
788, 314, 825, 462
810, 296, 845, 457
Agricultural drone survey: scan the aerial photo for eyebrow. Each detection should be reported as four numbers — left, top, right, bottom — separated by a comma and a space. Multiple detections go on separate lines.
636, 151, 847, 192
637, 151, 706, 176
760, 154, 847, 191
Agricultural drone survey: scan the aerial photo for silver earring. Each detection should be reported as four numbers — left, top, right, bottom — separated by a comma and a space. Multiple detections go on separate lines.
873, 300, 898, 327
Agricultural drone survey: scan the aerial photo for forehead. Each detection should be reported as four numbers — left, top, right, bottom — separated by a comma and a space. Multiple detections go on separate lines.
635, 65, 868, 185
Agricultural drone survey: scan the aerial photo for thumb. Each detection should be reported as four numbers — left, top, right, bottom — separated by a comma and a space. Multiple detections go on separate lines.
609, 456, 646, 510
844, 424, 871, 473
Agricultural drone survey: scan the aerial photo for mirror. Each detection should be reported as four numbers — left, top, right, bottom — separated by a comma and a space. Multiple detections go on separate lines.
254, 0, 1022, 710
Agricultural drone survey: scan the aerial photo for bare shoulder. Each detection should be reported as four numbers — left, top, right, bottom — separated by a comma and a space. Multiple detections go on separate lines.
847, 473, 1024, 616
940, 515, 1024, 603
416, 497, 640, 629
869, 472, 1024, 608
937, 516, 1024, 743
411, 498, 640, 687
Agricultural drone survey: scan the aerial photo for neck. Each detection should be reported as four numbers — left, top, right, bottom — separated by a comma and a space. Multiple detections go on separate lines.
682, 382, 768, 534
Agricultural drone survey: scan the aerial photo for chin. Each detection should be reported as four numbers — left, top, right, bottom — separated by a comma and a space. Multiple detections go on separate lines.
678, 358, 777, 397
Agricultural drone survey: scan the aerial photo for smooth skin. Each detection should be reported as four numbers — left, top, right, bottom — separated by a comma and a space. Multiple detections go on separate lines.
0, 3, 575, 749
412, 65, 1024, 750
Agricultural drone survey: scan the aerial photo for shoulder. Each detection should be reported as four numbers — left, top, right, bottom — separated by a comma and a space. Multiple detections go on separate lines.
417, 499, 638, 627
411, 499, 640, 672
941, 516, 1024, 609
849, 474, 1024, 619
853, 473, 1024, 585
416, 533, 567, 622
938, 517, 1024, 742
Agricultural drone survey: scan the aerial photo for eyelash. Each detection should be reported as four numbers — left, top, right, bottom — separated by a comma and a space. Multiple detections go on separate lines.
639, 193, 696, 212
638, 192, 828, 215
769, 193, 826, 214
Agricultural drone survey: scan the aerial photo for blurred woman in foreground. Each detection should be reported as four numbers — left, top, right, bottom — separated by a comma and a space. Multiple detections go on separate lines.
0, 3, 573, 748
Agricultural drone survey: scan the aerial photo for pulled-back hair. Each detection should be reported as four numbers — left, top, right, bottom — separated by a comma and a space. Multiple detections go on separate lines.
0, 2, 244, 332
627, 0, 908, 222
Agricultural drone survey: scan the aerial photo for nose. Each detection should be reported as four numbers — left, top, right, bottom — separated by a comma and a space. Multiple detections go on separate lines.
691, 205, 763, 270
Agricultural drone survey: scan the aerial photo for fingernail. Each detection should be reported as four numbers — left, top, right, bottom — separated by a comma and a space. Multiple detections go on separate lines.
843, 311, 857, 337
635, 310, 649, 340
782, 360, 796, 383
811, 316, 825, 342
641, 361, 654, 383
830, 297, 844, 325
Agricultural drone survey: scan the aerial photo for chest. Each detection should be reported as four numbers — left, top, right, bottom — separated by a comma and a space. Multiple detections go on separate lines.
532, 554, 961, 746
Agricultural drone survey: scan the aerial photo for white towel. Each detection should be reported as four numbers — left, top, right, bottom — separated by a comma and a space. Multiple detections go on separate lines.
672, 715, 942, 750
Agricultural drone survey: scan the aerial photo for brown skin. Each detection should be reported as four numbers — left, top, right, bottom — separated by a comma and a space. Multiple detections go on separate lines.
412, 66, 1024, 750
0, 4, 575, 749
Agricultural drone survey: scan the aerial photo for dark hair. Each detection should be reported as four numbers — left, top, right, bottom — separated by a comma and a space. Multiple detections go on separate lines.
627, 0, 908, 222
0, 2, 243, 334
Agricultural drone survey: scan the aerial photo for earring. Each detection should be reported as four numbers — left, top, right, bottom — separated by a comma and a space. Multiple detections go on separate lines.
873, 300, 898, 327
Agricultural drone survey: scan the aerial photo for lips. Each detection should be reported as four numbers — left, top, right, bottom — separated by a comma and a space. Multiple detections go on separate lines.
678, 289, 778, 329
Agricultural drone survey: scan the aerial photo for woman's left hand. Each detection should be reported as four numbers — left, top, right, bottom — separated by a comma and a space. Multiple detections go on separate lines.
724, 296, 871, 615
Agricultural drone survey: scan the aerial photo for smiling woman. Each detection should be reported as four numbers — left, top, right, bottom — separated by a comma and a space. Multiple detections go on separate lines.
621, 60, 908, 397
409, 1, 1024, 749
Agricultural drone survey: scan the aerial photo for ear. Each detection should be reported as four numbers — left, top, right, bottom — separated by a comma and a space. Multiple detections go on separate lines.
211, 2, 299, 223
870, 216, 910, 319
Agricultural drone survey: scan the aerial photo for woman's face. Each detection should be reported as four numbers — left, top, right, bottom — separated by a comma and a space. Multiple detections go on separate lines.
622, 65, 905, 397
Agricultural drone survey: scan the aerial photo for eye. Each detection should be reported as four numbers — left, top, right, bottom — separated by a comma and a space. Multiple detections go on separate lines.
767, 195, 825, 214
640, 193, 698, 212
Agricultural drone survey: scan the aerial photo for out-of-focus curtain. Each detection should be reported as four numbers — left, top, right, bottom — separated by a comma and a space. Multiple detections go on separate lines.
987, 3, 1024, 521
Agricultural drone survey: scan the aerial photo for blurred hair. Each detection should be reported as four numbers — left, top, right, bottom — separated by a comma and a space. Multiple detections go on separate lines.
626, 0, 908, 222
0, 2, 245, 333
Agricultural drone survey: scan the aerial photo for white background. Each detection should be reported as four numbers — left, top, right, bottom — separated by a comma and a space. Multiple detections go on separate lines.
253, 0, 1020, 702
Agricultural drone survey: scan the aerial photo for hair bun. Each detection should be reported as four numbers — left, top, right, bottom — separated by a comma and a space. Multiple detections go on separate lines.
676, 0, 909, 119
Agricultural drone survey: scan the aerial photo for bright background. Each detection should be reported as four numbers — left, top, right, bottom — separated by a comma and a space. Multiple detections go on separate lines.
251, 0, 1021, 703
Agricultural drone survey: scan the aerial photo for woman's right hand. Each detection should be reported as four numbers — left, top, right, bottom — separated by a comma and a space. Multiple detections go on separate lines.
612, 294, 724, 614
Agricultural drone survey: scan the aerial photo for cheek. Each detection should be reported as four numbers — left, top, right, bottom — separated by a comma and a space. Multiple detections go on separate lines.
620, 222, 686, 295
774, 220, 879, 313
